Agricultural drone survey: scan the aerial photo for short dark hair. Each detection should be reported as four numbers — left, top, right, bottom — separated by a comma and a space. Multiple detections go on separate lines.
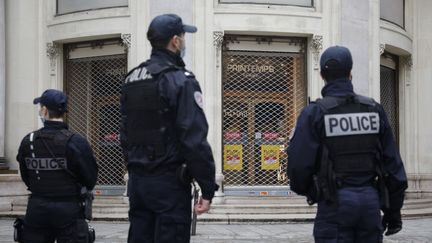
147, 31, 185, 50
149, 37, 171, 49
47, 108, 65, 119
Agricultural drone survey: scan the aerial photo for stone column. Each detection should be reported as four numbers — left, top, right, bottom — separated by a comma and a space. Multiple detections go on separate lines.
340, 0, 370, 96
212, 31, 225, 204
0, 0, 6, 166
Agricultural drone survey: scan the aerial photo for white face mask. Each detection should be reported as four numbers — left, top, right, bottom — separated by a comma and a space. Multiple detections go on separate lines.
176, 35, 186, 58
180, 45, 186, 58
38, 109, 46, 124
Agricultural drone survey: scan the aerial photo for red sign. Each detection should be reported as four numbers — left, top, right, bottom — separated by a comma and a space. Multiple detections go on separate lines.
104, 133, 119, 141
263, 132, 279, 140
224, 132, 241, 139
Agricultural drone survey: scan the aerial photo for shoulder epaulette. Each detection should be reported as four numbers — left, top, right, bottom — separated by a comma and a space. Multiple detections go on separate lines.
316, 96, 345, 113
355, 95, 376, 106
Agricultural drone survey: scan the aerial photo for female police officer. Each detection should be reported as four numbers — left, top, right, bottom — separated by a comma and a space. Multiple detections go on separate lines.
16, 89, 98, 242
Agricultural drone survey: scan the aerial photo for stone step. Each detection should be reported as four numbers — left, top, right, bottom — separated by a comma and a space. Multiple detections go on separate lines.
223, 196, 307, 205
3, 207, 432, 223
93, 196, 128, 205
402, 198, 432, 209
8, 196, 432, 221
209, 204, 316, 214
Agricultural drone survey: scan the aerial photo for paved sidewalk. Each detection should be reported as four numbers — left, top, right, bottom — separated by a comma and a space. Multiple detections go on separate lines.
0, 218, 431, 242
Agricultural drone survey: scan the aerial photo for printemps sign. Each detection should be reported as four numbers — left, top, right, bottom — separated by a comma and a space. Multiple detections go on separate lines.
227, 64, 275, 73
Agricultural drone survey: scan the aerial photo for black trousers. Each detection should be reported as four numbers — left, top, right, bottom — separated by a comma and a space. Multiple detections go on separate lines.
22, 197, 88, 243
313, 186, 383, 243
128, 171, 192, 243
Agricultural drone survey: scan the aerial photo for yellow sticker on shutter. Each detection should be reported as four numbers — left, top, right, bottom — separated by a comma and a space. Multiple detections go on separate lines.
223, 144, 243, 170
261, 145, 280, 170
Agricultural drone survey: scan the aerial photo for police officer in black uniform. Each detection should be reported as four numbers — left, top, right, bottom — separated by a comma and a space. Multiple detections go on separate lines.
16, 89, 98, 243
120, 14, 218, 243
287, 46, 408, 242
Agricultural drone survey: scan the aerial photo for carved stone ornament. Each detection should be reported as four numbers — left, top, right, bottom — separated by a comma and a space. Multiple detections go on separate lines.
379, 44, 385, 55
213, 31, 224, 68
213, 31, 224, 50
311, 35, 323, 70
121, 34, 131, 50
402, 55, 413, 68
46, 42, 59, 71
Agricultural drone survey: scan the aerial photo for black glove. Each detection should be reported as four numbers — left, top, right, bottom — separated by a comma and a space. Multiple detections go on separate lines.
382, 210, 402, 236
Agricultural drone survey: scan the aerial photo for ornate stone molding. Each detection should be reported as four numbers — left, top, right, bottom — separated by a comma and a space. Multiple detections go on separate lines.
379, 43, 385, 56
311, 35, 323, 70
402, 55, 413, 69
46, 42, 59, 71
402, 55, 413, 86
121, 33, 131, 51
213, 31, 224, 68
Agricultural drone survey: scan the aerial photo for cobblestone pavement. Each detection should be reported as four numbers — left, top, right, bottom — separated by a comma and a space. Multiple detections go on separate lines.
0, 218, 431, 242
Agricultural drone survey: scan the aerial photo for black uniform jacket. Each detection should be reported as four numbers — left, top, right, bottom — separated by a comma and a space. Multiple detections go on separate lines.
120, 49, 217, 200
287, 79, 407, 212
17, 121, 98, 195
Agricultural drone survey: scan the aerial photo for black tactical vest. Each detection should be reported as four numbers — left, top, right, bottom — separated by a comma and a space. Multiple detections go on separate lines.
317, 95, 382, 180
121, 61, 178, 160
23, 129, 79, 197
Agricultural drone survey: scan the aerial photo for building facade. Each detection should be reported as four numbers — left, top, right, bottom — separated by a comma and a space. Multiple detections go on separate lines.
1, 0, 432, 202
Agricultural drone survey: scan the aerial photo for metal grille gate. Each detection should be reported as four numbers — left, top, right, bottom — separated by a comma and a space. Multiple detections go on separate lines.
65, 43, 127, 193
380, 64, 399, 143
222, 38, 306, 195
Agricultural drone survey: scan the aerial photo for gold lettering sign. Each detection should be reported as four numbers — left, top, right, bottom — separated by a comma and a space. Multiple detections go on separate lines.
223, 109, 248, 118
227, 64, 275, 73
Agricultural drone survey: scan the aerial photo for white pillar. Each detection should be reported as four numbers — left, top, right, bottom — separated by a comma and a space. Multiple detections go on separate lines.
0, 0, 6, 165
340, 0, 371, 96
211, 31, 225, 204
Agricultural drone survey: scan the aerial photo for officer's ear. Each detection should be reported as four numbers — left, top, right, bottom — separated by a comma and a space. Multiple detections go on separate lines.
166, 35, 181, 53
349, 71, 352, 80
39, 105, 48, 117
320, 71, 327, 83
173, 34, 184, 48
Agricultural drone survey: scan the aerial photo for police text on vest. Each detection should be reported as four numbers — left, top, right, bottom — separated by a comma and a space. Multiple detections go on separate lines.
25, 158, 67, 170
324, 112, 380, 137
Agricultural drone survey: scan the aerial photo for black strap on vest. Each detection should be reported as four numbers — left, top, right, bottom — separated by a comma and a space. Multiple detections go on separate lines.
27, 129, 80, 197
313, 95, 383, 204
36, 129, 78, 181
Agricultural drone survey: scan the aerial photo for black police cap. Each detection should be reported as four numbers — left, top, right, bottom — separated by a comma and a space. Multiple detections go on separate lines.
320, 45, 353, 72
147, 14, 197, 41
33, 89, 68, 112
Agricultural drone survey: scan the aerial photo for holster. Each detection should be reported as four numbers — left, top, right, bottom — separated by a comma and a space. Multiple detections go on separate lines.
13, 217, 24, 242
176, 163, 192, 186
76, 219, 96, 243
309, 145, 337, 205
306, 175, 321, 205
80, 187, 94, 221
376, 166, 390, 210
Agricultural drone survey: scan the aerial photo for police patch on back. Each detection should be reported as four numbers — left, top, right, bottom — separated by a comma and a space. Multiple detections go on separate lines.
324, 112, 379, 137
25, 157, 67, 170
125, 67, 152, 83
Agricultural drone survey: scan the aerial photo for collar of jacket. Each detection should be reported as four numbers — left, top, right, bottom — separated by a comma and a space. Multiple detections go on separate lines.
321, 78, 355, 97
151, 48, 185, 68
42, 120, 68, 130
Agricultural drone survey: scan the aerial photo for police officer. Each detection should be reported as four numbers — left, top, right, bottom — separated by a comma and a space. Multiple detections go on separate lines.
287, 46, 408, 242
120, 14, 218, 243
16, 89, 98, 243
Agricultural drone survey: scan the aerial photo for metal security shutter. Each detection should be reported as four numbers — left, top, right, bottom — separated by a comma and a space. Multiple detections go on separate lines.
65, 39, 127, 194
222, 36, 307, 196
380, 54, 399, 144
